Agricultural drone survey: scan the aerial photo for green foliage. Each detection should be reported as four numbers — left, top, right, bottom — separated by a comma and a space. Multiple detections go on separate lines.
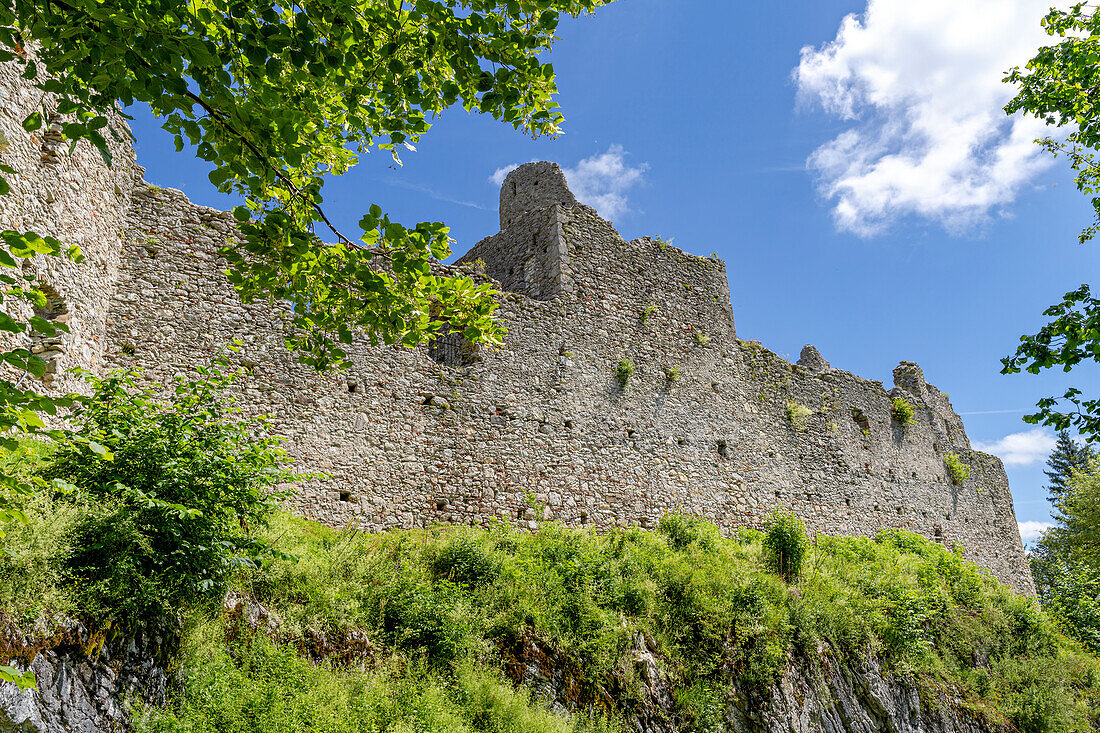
692, 330, 709, 346
658, 513, 718, 552
43, 362, 294, 627
1002, 285, 1100, 442
944, 452, 971, 485
1031, 460, 1100, 654
614, 359, 634, 389
133, 620, 600, 733
1006, 4, 1100, 245
762, 510, 807, 582
664, 366, 681, 383
640, 305, 658, 325
1046, 431, 1097, 502
9, 502, 1100, 732
1, 0, 621, 370
891, 397, 915, 426
785, 401, 813, 431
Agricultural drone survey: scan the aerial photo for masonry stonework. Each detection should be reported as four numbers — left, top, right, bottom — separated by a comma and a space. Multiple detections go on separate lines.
0, 65, 1035, 594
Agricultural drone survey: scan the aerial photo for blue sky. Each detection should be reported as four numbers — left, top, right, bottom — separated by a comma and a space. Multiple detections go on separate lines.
126, 0, 1100, 538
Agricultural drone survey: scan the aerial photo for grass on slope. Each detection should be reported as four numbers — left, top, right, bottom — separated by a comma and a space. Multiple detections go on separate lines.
136, 512, 1096, 733
2, 481, 1097, 732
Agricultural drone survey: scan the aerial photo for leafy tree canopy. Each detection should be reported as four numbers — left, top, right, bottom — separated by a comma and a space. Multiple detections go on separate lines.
1004, 6, 1100, 440
1002, 285, 1100, 441
1006, 3, 1100, 245
0, 0, 612, 368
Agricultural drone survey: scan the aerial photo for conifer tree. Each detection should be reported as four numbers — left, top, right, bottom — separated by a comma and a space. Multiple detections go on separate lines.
1045, 430, 1097, 501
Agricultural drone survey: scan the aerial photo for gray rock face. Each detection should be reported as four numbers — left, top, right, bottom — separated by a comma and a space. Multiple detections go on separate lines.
508, 634, 1007, 733
0, 621, 172, 733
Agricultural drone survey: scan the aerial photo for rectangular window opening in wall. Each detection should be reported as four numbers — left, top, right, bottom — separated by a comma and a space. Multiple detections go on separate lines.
436, 500, 446, 511
339, 491, 351, 502
121, 344, 136, 356
348, 382, 358, 393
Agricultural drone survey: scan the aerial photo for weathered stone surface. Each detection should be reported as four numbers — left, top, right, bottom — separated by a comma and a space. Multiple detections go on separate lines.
0, 621, 172, 733
0, 63, 1034, 596
507, 634, 1009, 733
797, 345, 829, 373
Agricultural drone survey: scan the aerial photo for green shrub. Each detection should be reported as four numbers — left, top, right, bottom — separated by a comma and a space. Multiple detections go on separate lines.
615, 359, 634, 389
785, 401, 813, 431
658, 513, 719, 552
45, 362, 296, 627
762, 510, 808, 582
692, 330, 709, 346
640, 304, 658, 324
944, 452, 971, 485
429, 535, 502, 589
891, 397, 915, 426
665, 365, 681, 383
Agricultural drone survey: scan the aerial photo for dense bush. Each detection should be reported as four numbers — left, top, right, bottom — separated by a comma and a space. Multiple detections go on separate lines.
658, 512, 718, 551
0, 361, 296, 629
762, 510, 807, 582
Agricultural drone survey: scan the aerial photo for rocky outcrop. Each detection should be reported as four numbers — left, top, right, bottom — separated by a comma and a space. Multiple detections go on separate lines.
504, 633, 1010, 733
0, 620, 173, 733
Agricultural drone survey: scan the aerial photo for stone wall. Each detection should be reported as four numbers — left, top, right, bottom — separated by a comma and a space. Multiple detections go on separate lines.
0, 59, 1035, 593
0, 59, 137, 394
97, 163, 1032, 594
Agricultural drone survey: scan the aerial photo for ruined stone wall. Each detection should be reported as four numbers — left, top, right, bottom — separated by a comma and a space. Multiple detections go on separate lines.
99, 163, 1033, 594
0, 59, 137, 394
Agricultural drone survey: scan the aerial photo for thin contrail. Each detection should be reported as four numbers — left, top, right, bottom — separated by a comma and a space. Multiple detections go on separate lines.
958, 408, 1032, 415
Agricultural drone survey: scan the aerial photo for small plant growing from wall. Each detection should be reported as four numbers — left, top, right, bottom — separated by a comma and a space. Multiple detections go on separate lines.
944, 453, 970, 485
615, 359, 634, 390
665, 365, 681, 383
693, 329, 709, 346
472, 257, 487, 275
785, 401, 813, 431
654, 235, 674, 251
763, 509, 808, 582
640, 304, 658, 325
891, 397, 915, 426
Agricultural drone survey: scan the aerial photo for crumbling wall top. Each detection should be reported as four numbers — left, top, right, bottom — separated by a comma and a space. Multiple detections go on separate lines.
499, 161, 578, 230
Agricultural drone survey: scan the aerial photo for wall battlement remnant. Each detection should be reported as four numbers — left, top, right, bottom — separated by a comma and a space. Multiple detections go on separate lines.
0, 62, 1034, 593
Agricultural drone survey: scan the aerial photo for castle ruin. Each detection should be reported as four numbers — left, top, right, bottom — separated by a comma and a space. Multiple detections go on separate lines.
0, 62, 1035, 594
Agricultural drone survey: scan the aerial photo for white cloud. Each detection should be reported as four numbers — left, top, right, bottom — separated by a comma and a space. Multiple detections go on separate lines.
561, 145, 647, 220
489, 146, 648, 220
490, 163, 523, 187
973, 428, 1057, 466
794, 0, 1057, 236
1018, 520, 1054, 543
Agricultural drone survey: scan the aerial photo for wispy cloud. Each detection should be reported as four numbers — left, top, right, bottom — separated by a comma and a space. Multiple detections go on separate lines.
973, 428, 1057, 466
794, 0, 1056, 236
1018, 520, 1053, 544
382, 178, 490, 211
488, 146, 648, 221
958, 408, 1031, 416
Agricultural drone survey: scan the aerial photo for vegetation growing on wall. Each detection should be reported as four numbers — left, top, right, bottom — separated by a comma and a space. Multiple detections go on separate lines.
945, 452, 971, 485
891, 397, 916, 426
615, 359, 634, 389
785, 401, 813, 431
